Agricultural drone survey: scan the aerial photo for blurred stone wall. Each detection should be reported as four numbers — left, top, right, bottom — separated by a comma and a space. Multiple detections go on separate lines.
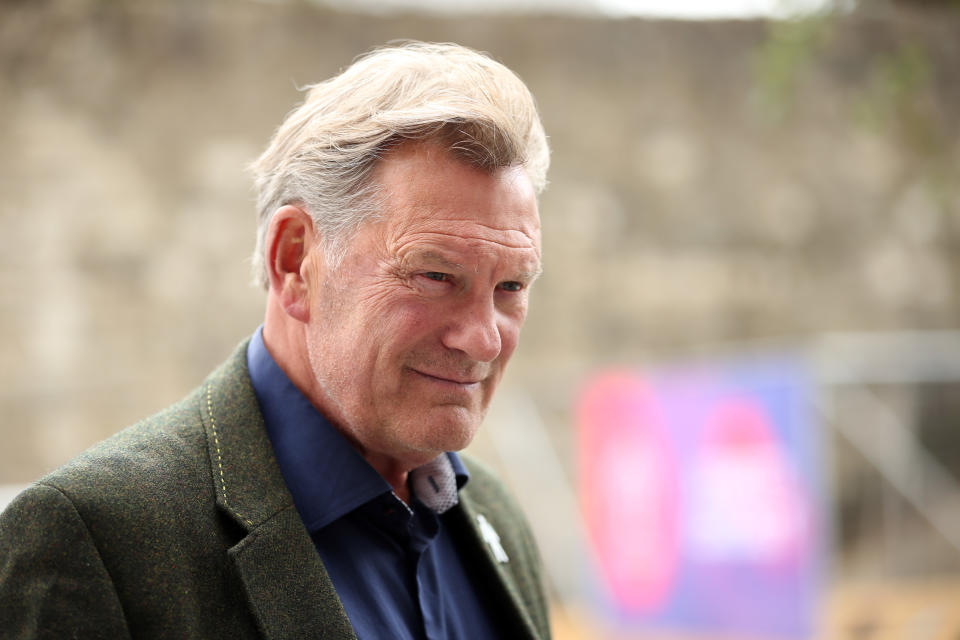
1, 0, 957, 515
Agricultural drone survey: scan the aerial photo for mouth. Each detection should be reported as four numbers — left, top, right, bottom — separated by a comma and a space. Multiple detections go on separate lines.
409, 369, 483, 387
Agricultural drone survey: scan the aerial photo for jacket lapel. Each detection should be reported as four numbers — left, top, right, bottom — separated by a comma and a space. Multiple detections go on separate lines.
453, 494, 543, 640
200, 341, 357, 640
227, 507, 356, 639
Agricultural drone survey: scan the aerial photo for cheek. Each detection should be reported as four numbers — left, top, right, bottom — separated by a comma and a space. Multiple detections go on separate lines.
365, 296, 438, 352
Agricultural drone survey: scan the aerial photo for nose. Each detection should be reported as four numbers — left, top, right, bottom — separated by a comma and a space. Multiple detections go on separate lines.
441, 293, 503, 363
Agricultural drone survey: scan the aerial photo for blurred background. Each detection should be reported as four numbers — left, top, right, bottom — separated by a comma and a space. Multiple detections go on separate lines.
2, 0, 959, 637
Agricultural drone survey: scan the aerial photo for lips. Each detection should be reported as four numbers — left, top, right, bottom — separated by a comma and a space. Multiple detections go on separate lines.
410, 369, 483, 386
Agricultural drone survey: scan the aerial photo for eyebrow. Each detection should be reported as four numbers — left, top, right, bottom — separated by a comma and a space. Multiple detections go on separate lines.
520, 263, 544, 283
408, 250, 464, 271
406, 249, 543, 283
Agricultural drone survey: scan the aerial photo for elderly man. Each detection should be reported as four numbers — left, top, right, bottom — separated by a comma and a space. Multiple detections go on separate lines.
0, 42, 551, 639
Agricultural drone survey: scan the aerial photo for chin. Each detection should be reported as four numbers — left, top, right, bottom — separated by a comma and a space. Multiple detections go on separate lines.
439, 427, 479, 453
416, 409, 483, 453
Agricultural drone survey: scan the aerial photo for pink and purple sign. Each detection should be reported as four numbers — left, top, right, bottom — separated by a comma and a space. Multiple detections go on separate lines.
577, 359, 823, 638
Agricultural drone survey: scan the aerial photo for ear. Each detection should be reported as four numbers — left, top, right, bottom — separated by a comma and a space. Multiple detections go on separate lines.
265, 205, 316, 323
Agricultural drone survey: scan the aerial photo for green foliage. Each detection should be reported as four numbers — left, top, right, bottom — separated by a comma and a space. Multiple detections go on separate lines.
854, 42, 954, 206
755, 15, 834, 119
855, 44, 933, 143
755, 6, 956, 212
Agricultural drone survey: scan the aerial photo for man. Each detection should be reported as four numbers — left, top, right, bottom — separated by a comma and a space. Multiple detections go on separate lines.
0, 42, 551, 639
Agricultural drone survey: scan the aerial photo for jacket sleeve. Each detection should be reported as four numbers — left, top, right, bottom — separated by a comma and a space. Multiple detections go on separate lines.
0, 483, 132, 640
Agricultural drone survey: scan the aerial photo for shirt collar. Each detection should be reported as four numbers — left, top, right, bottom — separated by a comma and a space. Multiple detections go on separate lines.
246, 327, 469, 531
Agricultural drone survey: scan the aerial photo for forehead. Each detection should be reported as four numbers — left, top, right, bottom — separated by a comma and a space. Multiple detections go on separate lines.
373, 143, 541, 257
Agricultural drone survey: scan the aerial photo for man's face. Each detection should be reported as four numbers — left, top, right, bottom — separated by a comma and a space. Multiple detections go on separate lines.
302, 143, 541, 467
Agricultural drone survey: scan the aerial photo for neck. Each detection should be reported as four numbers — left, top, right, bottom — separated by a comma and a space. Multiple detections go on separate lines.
262, 297, 316, 401
368, 457, 411, 504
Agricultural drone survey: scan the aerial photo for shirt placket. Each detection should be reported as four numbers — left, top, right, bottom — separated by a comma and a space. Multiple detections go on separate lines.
407, 501, 444, 640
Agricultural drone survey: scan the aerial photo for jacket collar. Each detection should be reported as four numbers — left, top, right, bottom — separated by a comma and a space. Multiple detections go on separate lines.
200, 340, 356, 639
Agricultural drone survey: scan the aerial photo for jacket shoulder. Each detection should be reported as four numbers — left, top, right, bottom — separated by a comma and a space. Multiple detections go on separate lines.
40, 385, 210, 510
1, 344, 265, 638
39, 337, 254, 515
459, 454, 524, 517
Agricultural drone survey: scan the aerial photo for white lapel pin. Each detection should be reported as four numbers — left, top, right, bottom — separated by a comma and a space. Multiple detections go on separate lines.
477, 514, 509, 564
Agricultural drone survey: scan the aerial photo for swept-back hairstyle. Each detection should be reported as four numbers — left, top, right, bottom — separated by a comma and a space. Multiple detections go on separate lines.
249, 41, 550, 288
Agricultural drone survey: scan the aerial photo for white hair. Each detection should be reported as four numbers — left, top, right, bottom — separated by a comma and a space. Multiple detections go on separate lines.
249, 41, 550, 288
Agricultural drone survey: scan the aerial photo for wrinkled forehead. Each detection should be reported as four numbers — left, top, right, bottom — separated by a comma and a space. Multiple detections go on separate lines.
373, 143, 540, 237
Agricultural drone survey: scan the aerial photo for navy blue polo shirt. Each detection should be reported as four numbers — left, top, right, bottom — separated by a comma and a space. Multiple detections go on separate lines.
246, 328, 502, 640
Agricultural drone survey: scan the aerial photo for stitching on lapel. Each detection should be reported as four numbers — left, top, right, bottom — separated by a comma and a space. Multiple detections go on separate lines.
206, 383, 254, 527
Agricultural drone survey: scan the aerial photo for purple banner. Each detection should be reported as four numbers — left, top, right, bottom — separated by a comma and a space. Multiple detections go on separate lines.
577, 357, 823, 638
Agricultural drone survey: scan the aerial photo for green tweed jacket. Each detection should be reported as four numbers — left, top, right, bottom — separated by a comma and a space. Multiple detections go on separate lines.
0, 341, 551, 639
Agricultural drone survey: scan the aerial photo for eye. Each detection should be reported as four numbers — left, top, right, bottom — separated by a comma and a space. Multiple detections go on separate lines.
423, 272, 449, 282
498, 281, 524, 292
